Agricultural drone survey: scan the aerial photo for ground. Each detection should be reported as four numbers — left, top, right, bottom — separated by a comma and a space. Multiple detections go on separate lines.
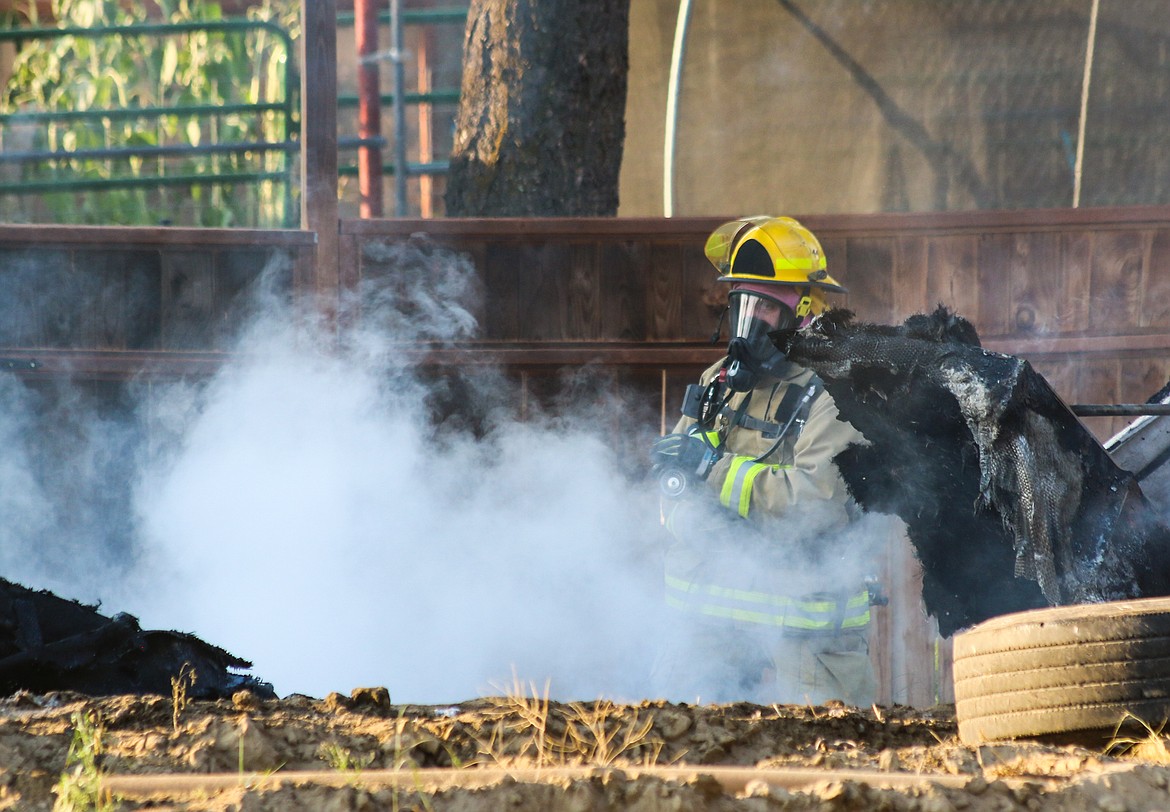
4, 687, 1170, 811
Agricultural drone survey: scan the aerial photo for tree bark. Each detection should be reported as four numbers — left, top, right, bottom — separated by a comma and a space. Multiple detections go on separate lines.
445, 0, 629, 216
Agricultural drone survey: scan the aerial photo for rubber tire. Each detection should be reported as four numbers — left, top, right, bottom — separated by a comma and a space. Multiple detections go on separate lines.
953, 596, 1170, 745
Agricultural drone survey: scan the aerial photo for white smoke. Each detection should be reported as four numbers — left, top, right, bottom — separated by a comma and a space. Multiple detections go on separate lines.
108, 240, 667, 702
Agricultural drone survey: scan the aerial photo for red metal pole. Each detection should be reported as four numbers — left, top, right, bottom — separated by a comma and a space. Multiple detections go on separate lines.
355, 0, 384, 218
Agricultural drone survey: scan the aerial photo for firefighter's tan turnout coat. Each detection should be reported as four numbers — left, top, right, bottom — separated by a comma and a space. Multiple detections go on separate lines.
659, 358, 878, 704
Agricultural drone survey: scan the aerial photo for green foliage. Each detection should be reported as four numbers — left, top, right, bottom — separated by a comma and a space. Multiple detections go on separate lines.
1, 0, 301, 227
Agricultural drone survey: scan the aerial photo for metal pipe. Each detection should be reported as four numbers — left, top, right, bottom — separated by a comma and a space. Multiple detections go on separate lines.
390, 0, 410, 215
662, 0, 693, 217
1072, 404, 1170, 417
355, 0, 385, 217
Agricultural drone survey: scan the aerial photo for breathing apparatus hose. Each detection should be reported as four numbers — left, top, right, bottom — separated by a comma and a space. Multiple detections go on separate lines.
751, 382, 819, 464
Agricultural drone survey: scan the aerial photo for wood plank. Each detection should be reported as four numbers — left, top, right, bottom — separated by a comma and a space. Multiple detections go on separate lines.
926, 235, 980, 321
160, 251, 215, 350
683, 245, 723, 341
646, 243, 684, 341
78, 251, 162, 350
340, 205, 1170, 240
1143, 229, 1170, 328
215, 249, 284, 347
0, 248, 70, 346
0, 224, 315, 248
1089, 230, 1146, 332
1119, 356, 1170, 406
1074, 358, 1123, 441
976, 233, 1019, 337
564, 243, 601, 341
893, 236, 929, 318
599, 240, 647, 341
522, 243, 571, 340
481, 243, 522, 340
839, 237, 895, 323
1060, 231, 1092, 334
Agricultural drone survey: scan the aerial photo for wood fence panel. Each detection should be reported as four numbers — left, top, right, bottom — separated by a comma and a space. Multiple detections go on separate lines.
565, 243, 602, 341
682, 243, 720, 341
80, 250, 161, 350
975, 232, 1017, 336
160, 251, 215, 350
984, 232, 1035, 337
1121, 356, 1170, 412
1060, 232, 1093, 334
9, 249, 71, 346
481, 242, 524, 341
926, 235, 981, 323
886, 236, 929, 320
1144, 230, 1170, 328
646, 242, 685, 342
599, 241, 648, 342
839, 237, 895, 323
1089, 230, 1147, 332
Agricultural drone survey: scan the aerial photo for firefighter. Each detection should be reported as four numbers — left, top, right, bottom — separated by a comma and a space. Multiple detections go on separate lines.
649, 215, 879, 706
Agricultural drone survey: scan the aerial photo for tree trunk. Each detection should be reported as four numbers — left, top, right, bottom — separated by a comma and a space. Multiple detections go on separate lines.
445, 0, 629, 216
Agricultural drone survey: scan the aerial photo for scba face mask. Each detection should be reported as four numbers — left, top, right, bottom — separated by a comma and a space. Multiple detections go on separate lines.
723, 289, 799, 392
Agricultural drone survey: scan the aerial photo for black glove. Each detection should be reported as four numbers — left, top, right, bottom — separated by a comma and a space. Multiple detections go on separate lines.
650, 428, 723, 497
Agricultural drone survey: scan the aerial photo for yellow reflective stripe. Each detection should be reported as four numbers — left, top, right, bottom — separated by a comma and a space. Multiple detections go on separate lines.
666, 574, 789, 608
666, 575, 871, 631
719, 457, 749, 510
737, 462, 773, 517
718, 456, 775, 518
666, 593, 790, 626
842, 609, 871, 629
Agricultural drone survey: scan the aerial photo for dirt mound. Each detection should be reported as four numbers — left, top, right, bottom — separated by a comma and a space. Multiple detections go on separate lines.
3, 688, 1167, 810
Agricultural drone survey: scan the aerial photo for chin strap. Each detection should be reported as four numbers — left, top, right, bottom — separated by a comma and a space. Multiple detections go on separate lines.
709, 306, 729, 344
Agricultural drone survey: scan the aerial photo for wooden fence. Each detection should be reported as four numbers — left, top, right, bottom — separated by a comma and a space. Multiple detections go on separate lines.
6, 206, 1170, 706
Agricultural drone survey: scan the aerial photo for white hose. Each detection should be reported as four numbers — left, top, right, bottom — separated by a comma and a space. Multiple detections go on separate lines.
663, 0, 694, 217
1073, 0, 1100, 208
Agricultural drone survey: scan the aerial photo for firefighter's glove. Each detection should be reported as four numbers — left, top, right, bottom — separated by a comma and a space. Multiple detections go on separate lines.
650, 428, 723, 497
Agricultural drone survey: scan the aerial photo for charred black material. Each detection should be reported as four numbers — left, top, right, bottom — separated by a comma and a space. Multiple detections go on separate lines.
777, 307, 1170, 636
0, 577, 273, 698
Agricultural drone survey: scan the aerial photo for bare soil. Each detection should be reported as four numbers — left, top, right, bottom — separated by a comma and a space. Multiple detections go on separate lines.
4, 687, 1170, 811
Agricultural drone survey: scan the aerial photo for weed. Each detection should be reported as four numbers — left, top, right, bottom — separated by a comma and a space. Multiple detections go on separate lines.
171, 662, 197, 732
385, 712, 438, 812
319, 742, 376, 773
53, 710, 117, 812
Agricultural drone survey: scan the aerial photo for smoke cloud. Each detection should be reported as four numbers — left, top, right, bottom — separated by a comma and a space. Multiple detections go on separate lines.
0, 238, 897, 705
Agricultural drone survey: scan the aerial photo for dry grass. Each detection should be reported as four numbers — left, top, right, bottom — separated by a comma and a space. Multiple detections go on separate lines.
1106, 713, 1170, 762
475, 674, 663, 768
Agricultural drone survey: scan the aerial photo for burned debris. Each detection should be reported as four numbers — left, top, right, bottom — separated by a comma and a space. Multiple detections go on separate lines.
0, 576, 273, 699
778, 307, 1170, 636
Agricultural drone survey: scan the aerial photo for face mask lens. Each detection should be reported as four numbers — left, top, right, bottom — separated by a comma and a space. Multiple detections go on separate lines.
728, 291, 798, 346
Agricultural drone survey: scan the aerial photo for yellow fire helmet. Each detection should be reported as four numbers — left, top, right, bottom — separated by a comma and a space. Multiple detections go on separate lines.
704, 215, 847, 296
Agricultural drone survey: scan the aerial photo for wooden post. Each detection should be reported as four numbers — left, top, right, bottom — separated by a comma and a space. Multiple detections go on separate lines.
301, 0, 340, 306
